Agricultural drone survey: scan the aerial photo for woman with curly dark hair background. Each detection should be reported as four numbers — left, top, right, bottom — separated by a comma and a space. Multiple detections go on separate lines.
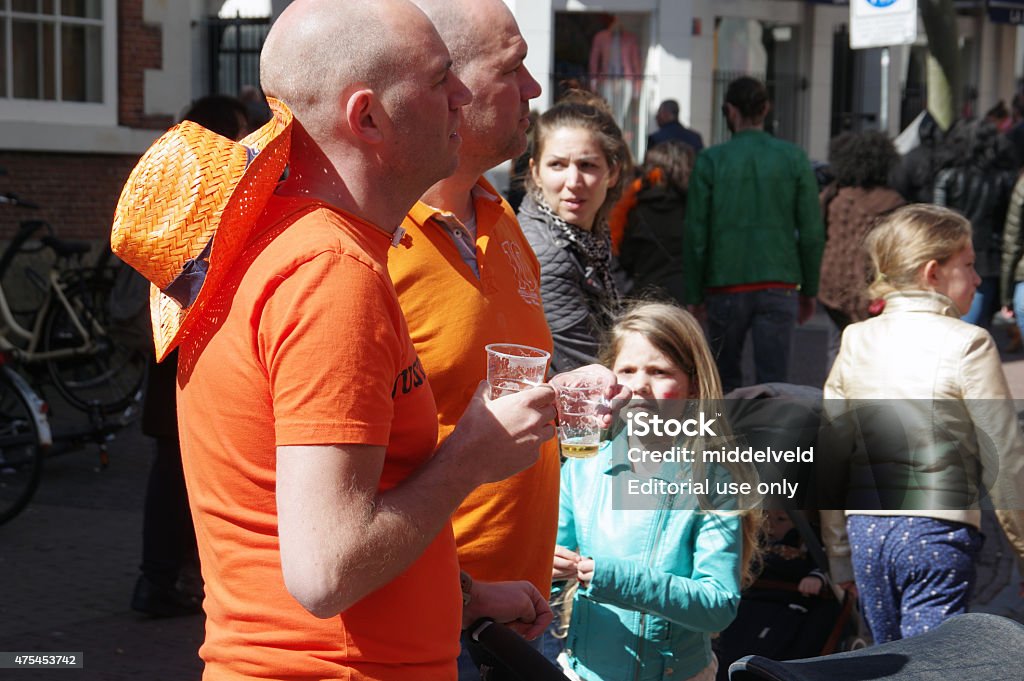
817, 130, 905, 367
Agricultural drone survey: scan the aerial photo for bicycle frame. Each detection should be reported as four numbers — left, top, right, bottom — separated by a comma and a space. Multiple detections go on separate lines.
0, 267, 102, 364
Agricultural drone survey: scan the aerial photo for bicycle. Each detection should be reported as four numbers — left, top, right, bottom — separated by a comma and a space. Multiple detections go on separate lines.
0, 195, 148, 416
0, 184, 147, 524
0, 357, 52, 524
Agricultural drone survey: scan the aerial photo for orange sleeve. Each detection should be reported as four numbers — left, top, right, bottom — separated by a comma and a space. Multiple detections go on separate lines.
257, 251, 403, 447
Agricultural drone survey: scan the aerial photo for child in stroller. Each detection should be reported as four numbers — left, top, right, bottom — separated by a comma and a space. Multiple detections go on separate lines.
713, 509, 864, 681
712, 383, 868, 679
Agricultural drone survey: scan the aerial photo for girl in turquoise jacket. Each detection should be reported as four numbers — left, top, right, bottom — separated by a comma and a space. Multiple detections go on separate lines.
554, 302, 759, 681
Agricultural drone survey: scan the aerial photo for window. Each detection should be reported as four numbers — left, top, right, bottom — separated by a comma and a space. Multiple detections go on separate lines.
1, 0, 115, 124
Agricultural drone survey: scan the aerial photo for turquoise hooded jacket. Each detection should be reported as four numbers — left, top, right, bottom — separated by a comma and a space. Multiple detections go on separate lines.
557, 435, 744, 681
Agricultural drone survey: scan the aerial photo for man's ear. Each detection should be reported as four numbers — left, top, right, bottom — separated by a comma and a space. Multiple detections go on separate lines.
345, 89, 384, 144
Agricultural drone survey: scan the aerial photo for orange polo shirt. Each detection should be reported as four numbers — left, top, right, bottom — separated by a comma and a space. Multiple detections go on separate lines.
389, 179, 560, 597
178, 196, 459, 680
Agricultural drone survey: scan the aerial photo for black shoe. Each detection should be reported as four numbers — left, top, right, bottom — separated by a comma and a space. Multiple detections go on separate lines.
131, 575, 203, 618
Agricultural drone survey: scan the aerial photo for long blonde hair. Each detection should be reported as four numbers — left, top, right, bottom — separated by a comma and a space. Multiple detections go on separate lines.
554, 303, 762, 640
866, 204, 972, 300
600, 302, 763, 588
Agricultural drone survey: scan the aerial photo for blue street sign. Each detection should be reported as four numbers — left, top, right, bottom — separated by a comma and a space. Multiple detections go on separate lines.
990, 0, 1024, 24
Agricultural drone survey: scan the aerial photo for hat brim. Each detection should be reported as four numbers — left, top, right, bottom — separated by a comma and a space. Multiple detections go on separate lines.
149, 98, 293, 362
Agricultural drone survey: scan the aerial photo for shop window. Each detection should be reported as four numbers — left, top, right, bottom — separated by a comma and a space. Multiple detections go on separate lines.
552, 11, 654, 162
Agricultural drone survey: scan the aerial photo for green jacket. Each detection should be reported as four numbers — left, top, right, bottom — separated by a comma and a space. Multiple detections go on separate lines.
683, 129, 824, 305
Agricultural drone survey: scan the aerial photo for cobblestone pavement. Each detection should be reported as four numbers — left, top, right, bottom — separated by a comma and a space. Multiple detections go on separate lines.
0, 396, 204, 681
0, 309, 1020, 680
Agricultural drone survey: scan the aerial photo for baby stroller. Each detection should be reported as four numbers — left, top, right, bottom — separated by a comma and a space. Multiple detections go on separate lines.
467, 618, 570, 681
728, 612, 1024, 680
714, 384, 871, 679
712, 508, 870, 680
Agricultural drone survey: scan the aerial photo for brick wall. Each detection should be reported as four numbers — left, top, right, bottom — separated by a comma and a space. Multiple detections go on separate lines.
119, 0, 173, 130
0, 152, 140, 242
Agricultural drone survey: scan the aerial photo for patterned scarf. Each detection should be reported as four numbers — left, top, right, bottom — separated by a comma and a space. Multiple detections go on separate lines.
534, 195, 621, 311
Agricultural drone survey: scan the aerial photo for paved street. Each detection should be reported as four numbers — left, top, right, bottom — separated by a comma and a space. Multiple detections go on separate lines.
0, 398, 204, 681
0, 309, 1021, 680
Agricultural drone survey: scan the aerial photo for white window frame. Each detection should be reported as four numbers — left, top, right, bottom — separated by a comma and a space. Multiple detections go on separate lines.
0, 0, 118, 126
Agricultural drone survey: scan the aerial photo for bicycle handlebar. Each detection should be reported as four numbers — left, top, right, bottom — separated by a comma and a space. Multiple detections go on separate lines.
468, 618, 569, 681
0, 193, 39, 209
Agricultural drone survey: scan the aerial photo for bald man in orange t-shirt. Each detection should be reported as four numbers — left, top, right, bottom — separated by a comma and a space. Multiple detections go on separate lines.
173, 1, 557, 679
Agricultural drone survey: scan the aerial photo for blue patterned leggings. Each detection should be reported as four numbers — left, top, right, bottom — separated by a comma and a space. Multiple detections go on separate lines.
847, 515, 983, 644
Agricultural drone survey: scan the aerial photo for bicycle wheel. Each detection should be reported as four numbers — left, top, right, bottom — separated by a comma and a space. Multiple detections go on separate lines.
0, 371, 44, 524
41, 271, 148, 415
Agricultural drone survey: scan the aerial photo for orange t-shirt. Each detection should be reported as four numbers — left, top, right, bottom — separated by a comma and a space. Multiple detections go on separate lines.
177, 196, 459, 681
389, 179, 560, 597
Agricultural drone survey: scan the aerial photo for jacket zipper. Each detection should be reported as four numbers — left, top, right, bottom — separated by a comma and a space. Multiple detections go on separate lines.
634, 491, 672, 681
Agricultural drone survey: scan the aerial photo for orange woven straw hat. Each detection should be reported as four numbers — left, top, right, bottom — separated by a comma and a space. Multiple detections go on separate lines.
111, 97, 293, 362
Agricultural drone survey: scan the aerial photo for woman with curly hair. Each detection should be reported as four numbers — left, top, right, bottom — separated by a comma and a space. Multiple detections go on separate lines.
817, 130, 905, 365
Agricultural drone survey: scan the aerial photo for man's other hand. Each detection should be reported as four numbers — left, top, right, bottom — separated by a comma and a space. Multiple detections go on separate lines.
462, 580, 553, 640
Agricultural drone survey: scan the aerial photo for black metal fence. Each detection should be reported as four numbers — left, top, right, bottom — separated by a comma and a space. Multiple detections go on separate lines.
205, 15, 270, 96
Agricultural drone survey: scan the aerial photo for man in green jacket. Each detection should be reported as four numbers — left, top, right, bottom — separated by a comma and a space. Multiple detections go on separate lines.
684, 76, 824, 392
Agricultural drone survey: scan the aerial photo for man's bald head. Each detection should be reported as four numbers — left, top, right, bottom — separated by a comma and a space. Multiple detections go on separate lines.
413, 0, 515, 68
411, 0, 539, 172
260, 0, 425, 137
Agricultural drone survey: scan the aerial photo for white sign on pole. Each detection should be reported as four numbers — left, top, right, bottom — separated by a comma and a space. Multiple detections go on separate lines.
850, 0, 918, 49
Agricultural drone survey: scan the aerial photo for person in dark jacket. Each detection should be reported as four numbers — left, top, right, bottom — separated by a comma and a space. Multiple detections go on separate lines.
891, 111, 945, 204
817, 130, 905, 367
519, 92, 631, 372
933, 118, 1017, 330
619, 139, 695, 306
646, 99, 703, 156
131, 94, 249, 617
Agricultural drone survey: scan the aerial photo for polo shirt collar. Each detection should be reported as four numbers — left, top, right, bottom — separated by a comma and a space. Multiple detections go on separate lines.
408, 177, 502, 227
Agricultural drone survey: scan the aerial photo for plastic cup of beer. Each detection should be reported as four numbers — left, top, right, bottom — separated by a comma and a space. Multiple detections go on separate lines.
555, 381, 604, 459
485, 343, 551, 399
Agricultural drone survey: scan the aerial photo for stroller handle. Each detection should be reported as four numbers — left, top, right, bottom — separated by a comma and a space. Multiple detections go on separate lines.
468, 618, 570, 681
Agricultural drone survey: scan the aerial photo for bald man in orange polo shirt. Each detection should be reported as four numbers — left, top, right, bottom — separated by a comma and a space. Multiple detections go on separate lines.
388, 1, 561, 678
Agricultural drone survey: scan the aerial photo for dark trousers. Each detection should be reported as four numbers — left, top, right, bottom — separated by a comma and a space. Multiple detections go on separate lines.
706, 288, 798, 393
139, 437, 197, 587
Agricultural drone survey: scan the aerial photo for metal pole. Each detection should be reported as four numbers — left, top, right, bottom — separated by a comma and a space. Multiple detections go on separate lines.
880, 46, 890, 132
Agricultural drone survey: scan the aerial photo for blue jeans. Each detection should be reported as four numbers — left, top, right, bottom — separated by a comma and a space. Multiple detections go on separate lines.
961, 276, 998, 330
1012, 281, 1024, 338
706, 288, 798, 393
847, 515, 983, 644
